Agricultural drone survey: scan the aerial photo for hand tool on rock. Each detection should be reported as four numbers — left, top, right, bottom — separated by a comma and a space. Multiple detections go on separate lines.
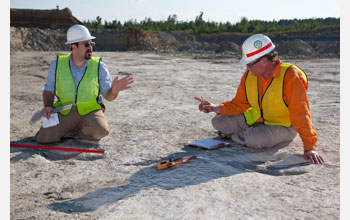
29, 104, 72, 125
156, 156, 197, 170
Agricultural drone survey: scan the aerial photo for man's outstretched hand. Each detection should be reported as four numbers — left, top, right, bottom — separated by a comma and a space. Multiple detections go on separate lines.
111, 75, 134, 93
304, 150, 325, 164
104, 75, 134, 101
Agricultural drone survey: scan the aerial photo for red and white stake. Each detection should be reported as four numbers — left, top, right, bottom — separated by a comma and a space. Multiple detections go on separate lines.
10, 143, 105, 154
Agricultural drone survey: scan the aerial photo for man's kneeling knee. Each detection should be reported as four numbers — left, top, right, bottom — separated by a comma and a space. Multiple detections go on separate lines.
79, 126, 109, 140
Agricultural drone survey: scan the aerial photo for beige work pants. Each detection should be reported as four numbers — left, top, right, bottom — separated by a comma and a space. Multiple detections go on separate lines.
212, 114, 297, 149
35, 107, 109, 144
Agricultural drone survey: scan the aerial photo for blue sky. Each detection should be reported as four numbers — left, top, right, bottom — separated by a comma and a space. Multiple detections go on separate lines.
10, 0, 340, 23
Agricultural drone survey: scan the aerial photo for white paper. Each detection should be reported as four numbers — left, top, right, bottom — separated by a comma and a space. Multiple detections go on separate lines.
188, 138, 230, 149
42, 113, 59, 128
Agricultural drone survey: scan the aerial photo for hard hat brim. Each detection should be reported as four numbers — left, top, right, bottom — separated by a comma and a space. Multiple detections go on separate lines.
65, 36, 96, 45
240, 57, 254, 65
240, 45, 275, 65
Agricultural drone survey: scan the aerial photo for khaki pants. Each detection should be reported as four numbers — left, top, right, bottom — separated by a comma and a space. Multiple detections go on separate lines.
212, 114, 297, 149
35, 107, 110, 144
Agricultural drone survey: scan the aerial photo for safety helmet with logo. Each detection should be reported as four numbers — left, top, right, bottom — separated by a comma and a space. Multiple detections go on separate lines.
65, 24, 96, 45
240, 34, 275, 65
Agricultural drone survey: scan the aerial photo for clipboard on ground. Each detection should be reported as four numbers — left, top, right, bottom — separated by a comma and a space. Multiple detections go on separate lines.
187, 138, 231, 150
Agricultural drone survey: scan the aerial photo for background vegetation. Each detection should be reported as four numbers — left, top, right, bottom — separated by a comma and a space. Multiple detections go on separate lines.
82, 12, 340, 35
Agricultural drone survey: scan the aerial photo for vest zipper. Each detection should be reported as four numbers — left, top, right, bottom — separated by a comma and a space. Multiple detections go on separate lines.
257, 80, 264, 119
75, 66, 89, 104
260, 78, 274, 121
74, 93, 78, 104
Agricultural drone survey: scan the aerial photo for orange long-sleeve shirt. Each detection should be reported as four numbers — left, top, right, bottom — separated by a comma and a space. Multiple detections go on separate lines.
218, 59, 317, 151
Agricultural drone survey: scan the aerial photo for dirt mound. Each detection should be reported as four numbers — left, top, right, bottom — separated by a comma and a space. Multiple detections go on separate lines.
10, 26, 340, 58
10, 8, 82, 29
10, 27, 67, 52
276, 39, 314, 56
9, 7, 339, 57
275, 39, 339, 58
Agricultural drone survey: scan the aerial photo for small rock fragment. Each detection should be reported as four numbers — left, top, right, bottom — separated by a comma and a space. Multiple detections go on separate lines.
60, 192, 72, 199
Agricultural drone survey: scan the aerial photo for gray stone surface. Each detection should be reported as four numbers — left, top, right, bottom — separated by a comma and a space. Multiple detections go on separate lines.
10, 51, 339, 220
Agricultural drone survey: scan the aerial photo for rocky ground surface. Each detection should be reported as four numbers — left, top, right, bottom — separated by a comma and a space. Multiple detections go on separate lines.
10, 51, 339, 220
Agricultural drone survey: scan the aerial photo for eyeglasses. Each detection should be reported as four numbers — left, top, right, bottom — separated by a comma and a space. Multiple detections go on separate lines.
247, 57, 263, 69
78, 42, 96, 48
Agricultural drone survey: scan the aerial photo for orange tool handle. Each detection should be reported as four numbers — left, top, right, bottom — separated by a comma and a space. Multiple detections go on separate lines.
156, 156, 196, 170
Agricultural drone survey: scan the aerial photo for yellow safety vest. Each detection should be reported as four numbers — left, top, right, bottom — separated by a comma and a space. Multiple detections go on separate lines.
53, 55, 102, 115
243, 63, 307, 127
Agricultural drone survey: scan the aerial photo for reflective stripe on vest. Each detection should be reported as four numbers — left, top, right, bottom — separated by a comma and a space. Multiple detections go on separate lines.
53, 55, 101, 115
243, 63, 307, 127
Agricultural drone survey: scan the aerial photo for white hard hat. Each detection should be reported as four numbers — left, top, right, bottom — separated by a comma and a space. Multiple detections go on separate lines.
65, 24, 96, 44
240, 34, 275, 65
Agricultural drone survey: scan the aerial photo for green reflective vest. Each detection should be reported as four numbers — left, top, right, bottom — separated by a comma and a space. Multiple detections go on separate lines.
243, 63, 307, 127
53, 55, 102, 115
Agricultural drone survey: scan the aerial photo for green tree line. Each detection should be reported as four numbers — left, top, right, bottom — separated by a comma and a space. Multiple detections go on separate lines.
82, 12, 339, 35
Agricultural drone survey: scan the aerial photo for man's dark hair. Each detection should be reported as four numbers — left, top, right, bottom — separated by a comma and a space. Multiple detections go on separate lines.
263, 51, 278, 63
71, 43, 78, 51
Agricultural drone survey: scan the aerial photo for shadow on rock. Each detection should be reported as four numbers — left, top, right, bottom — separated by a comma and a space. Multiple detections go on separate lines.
48, 142, 310, 213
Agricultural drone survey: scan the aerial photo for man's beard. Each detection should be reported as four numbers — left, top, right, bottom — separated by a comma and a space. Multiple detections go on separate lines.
84, 50, 92, 59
